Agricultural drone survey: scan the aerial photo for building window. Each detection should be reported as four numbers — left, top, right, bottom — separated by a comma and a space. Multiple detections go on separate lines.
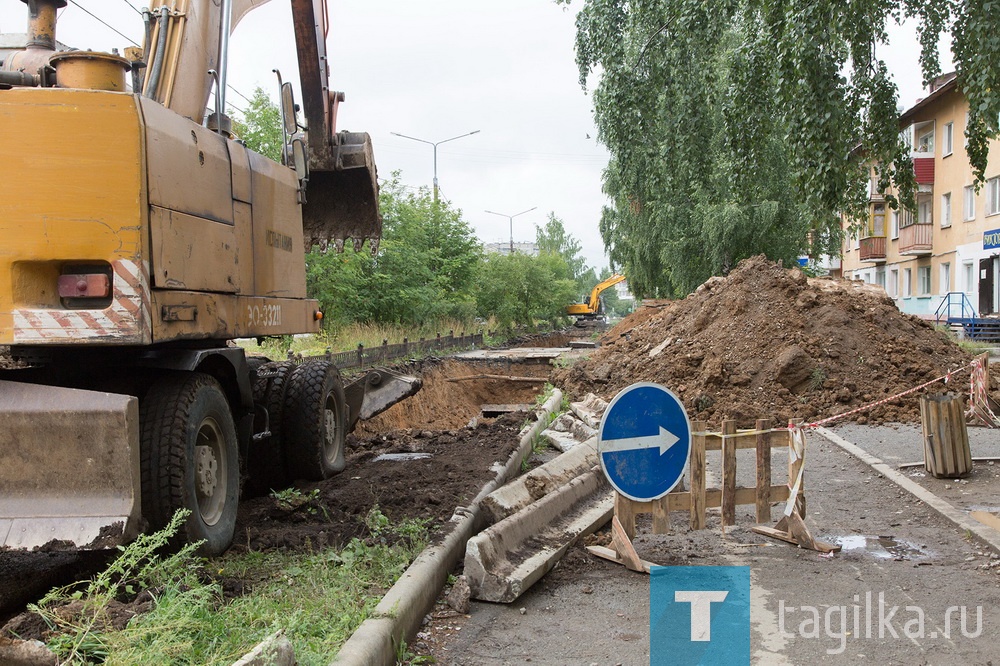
918, 266, 931, 295
891, 209, 900, 239
965, 262, 975, 292
917, 127, 934, 154
944, 122, 954, 156
904, 268, 912, 297
889, 268, 899, 297
965, 185, 977, 221
940, 262, 951, 294
941, 192, 952, 227
918, 198, 932, 225
988, 177, 1000, 216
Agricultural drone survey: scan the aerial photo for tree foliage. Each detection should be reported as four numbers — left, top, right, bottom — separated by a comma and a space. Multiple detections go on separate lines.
475, 252, 578, 330
231, 86, 284, 162
561, 0, 1000, 297
306, 175, 482, 327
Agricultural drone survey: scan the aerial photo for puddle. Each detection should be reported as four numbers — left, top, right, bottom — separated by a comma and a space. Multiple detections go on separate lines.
374, 453, 433, 462
833, 535, 929, 560
966, 505, 1000, 513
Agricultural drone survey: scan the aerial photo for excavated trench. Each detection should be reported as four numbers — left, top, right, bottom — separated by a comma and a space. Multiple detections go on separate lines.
0, 354, 558, 627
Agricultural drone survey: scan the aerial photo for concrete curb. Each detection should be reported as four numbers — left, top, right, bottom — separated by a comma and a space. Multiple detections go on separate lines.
482, 435, 598, 522
815, 427, 1000, 553
465, 467, 613, 602
330, 389, 564, 666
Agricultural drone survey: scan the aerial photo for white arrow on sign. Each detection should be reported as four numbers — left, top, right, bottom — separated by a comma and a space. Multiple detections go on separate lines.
602, 426, 680, 456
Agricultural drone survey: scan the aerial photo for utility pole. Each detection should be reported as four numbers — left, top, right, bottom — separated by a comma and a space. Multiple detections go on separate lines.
485, 207, 537, 254
390, 130, 481, 202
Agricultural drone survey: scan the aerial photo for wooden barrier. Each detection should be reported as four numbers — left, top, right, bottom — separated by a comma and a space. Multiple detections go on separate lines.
613, 419, 797, 539
595, 419, 839, 567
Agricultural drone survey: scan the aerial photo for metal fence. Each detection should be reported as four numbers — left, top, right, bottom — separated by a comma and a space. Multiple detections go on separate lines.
304, 331, 485, 372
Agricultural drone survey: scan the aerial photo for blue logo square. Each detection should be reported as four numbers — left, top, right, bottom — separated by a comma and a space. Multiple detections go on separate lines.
650, 565, 750, 665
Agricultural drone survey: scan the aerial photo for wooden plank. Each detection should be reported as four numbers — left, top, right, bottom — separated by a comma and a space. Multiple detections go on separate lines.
690, 421, 707, 530
615, 492, 637, 540
610, 515, 644, 572
652, 485, 787, 513
756, 419, 772, 523
586, 545, 657, 574
702, 430, 789, 451
751, 523, 841, 554
722, 420, 737, 526
652, 495, 671, 534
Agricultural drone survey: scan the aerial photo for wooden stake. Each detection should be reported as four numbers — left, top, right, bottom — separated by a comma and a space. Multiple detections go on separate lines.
652, 495, 671, 534
690, 421, 707, 530
722, 420, 737, 526
614, 492, 637, 540
755, 419, 772, 523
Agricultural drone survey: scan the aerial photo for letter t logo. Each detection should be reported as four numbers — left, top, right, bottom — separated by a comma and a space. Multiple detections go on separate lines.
675, 590, 730, 641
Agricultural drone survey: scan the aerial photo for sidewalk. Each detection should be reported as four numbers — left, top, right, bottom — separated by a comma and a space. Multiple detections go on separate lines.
419, 427, 1000, 664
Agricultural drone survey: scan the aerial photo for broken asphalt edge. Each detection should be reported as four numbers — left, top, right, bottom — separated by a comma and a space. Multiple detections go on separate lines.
815, 427, 1000, 553
328, 389, 565, 666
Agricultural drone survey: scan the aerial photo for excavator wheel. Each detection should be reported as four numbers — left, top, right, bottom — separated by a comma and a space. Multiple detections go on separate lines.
283, 360, 347, 480
244, 360, 296, 497
139, 372, 239, 556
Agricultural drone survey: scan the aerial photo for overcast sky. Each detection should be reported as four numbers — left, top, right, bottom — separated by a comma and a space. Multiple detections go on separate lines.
0, 1, 952, 271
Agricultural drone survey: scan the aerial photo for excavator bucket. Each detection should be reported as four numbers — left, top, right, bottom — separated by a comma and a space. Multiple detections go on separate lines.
0, 380, 142, 551
302, 131, 382, 253
343, 369, 422, 432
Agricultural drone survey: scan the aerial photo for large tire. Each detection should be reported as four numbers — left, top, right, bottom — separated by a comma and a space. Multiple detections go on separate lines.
139, 373, 240, 557
244, 360, 295, 496
283, 360, 347, 480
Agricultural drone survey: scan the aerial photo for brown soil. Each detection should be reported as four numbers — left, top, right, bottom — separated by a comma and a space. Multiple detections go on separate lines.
553, 256, 976, 427
357, 359, 548, 433
1, 359, 548, 643
232, 410, 531, 552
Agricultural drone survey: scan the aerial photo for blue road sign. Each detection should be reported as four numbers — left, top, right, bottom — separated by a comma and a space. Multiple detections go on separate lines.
598, 382, 692, 502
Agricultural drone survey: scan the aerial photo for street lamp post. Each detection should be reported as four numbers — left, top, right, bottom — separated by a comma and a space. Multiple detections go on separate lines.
389, 129, 481, 202
485, 207, 537, 255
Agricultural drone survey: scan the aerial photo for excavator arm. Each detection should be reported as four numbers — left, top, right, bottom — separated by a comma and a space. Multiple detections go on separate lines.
566, 273, 626, 316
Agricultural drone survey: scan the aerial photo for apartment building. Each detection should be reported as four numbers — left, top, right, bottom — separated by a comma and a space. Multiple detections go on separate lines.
841, 73, 1000, 320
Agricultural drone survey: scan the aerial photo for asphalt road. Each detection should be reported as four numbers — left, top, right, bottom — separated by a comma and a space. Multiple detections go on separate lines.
423, 428, 1000, 665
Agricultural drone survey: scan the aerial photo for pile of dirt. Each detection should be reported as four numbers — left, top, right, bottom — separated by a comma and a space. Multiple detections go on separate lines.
232, 411, 530, 552
553, 256, 974, 427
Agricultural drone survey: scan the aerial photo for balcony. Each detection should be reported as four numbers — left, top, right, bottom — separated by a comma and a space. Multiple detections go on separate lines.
898, 223, 932, 255
913, 156, 935, 187
859, 236, 887, 262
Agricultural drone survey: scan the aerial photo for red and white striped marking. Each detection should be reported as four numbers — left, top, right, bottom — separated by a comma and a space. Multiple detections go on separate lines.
12, 259, 151, 344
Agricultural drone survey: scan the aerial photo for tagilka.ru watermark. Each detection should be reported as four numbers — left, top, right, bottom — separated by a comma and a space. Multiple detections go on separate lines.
779, 591, 984, 655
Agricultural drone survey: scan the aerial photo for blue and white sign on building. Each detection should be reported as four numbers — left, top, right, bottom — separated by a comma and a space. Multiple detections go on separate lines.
985, 228, 1000, 250
598, 382, 692, 502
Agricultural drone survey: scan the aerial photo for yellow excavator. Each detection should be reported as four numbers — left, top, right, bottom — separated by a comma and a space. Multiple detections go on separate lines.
566, 273, 626, 326
0, 0, 418, 555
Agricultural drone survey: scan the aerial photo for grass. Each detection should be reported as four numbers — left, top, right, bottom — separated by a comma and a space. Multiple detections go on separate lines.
32, 508, 430, 665
520, 384, 567, 471
238, 318, 500, 361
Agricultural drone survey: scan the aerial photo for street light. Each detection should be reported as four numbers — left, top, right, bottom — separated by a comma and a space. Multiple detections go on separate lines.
389, 129, 481, 202
485, 207, 537, 255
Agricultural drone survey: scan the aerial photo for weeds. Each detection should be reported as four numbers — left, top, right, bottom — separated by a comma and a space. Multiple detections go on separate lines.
808, 367, 827, 391
32, 510, 201, 664
270, 487, 321, 514
33, 508, 431, 665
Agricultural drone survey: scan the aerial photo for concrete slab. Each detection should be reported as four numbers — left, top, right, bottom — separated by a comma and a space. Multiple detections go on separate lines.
465, 468, 613, 603
453, 348, 570, 363
482, 437, 600, 523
